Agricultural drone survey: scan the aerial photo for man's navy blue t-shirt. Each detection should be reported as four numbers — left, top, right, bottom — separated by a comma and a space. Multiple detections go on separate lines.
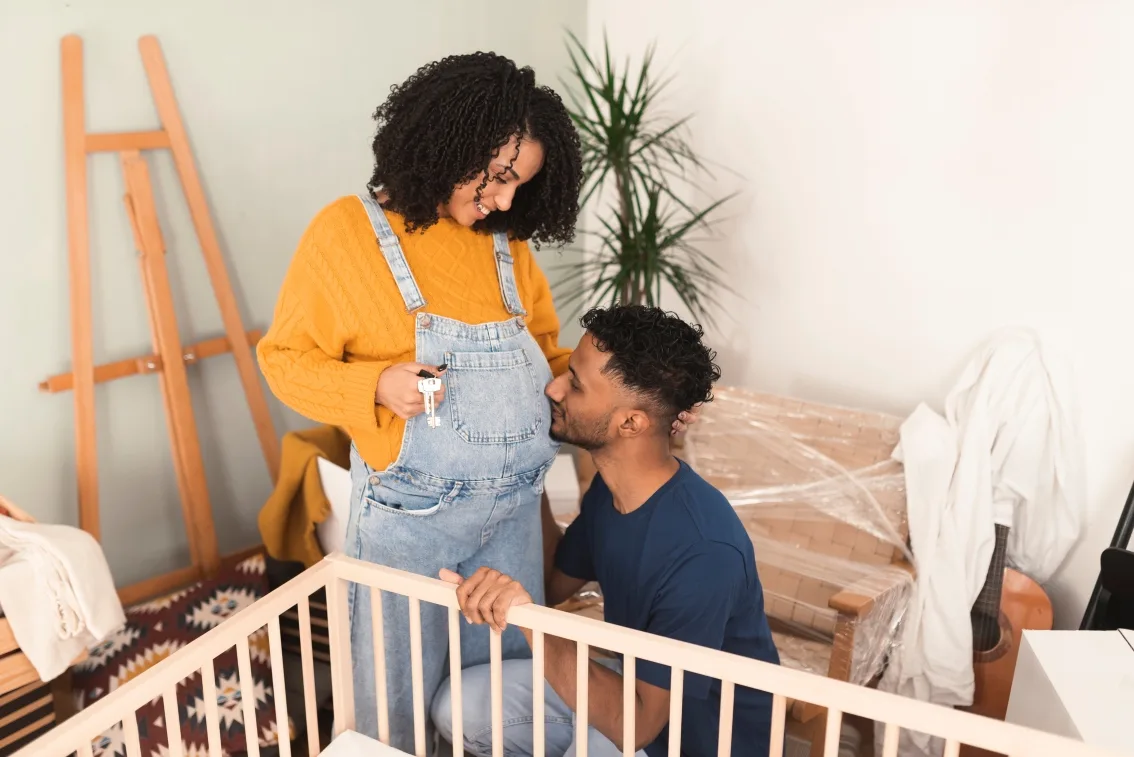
555, 459, 780, 757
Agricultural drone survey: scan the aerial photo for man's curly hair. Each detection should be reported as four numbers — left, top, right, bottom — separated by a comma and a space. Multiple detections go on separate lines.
366, 51, 583, 248
581, 304, 721, 424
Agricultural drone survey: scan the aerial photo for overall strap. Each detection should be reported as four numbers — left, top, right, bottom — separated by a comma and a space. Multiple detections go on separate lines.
492, 231, 528, 317
356, 193, 427, 312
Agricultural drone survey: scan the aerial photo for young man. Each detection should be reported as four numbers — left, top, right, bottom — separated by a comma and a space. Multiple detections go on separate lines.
431, 304, 781, 757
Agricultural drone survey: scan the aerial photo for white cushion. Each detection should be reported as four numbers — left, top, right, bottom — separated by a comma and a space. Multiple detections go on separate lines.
315, 457, 352, 555
545, 453, 580, 517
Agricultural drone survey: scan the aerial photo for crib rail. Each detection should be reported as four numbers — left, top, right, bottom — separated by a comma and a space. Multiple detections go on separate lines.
15, 561, 332, 757
17, 553, 1123, 757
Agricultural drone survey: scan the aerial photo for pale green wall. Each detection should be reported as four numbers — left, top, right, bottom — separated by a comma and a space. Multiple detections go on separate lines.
0, 0, 587, 586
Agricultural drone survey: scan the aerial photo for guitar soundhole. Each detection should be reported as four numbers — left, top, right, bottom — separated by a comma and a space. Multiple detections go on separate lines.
972, 610, 1013, 663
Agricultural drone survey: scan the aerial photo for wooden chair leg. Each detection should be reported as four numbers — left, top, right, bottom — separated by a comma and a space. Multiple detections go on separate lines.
49, 670, 77, 724
806, 709, 829, 757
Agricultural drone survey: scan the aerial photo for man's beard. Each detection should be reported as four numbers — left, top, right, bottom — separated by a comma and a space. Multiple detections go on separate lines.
549, 405, 609, 451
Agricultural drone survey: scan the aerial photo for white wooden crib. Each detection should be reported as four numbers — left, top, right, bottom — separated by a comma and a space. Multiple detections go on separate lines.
15, 552, 1123, 757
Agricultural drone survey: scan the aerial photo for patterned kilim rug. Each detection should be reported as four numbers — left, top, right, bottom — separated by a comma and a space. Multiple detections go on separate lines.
71, 554, 287, 757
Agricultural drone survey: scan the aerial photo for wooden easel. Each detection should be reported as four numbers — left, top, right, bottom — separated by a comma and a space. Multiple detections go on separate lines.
42, 34, 281, 605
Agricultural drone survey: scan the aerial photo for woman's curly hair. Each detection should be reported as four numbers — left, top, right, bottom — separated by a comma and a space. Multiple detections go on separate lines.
581, 304, 722, 423
366, 51, 583, 248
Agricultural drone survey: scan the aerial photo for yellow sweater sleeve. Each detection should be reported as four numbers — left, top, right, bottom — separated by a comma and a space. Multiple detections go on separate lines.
257, 203, 389, 431
515, 240, 573, 377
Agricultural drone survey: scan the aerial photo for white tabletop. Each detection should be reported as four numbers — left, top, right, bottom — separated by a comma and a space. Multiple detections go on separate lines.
1006, 629, 1134, 754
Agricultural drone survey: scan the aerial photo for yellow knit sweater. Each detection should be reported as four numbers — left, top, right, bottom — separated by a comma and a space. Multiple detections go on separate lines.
257, 196, 572, 472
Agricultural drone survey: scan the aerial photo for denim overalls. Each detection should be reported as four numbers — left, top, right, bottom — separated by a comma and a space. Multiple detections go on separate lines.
343, 193, 561, 753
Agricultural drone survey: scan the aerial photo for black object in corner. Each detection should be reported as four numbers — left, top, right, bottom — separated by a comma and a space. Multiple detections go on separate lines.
1079, 476, 1134, 631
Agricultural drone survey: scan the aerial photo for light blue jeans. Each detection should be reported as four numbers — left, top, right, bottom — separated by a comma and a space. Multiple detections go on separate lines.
431, 658, 648, 757
345, 448, 547, 754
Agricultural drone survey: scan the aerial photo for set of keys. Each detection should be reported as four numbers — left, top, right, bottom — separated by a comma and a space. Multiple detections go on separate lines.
417, 365, 446, 429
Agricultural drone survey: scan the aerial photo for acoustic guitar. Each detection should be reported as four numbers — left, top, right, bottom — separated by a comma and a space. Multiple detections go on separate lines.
958, 524, 1054, 757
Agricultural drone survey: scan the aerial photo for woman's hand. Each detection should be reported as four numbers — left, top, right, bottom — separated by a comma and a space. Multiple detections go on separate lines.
375, 363, 447, 420
671, 403, 703, 436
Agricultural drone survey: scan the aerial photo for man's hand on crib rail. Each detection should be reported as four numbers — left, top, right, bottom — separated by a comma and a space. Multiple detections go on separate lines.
439, 567, 532, 634
440, 567, 670, 752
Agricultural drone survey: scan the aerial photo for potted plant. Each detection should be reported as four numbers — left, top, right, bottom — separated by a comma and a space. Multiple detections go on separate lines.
552, 29, 735, 328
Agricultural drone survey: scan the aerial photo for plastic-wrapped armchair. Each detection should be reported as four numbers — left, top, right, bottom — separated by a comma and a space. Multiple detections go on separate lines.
570, 387, 915, 754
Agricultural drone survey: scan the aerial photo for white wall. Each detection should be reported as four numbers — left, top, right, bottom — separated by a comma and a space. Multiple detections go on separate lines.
0, 0, 585, 587
586, 1, 1134, 628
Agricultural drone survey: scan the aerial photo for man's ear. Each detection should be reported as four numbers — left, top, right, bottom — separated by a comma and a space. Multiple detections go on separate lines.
617, 408, 653, 439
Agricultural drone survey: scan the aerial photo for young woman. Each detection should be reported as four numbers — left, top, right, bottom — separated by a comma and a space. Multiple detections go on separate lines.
257, 51, 582, 751
258, 51, 694, 752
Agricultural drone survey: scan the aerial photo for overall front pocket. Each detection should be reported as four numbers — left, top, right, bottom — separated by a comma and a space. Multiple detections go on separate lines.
363, 483, 453, 518
444, 348, 542, 445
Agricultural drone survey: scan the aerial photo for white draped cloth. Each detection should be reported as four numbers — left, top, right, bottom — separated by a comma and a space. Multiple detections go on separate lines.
0, 515, 125, 681
878, 328, 1086, 757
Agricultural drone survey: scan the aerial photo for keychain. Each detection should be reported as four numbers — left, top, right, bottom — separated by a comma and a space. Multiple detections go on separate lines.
417, 365, 446, 429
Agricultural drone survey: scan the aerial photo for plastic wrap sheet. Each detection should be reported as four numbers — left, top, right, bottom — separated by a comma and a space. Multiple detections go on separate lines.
559, 386, 916, 687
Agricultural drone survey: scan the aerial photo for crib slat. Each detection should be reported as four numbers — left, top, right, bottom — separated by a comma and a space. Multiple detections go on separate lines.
532, 630, 545, 757
716, 681, 735, 757
268, 617, 293, 757
667, 668, 684, 757
327, 577, 355, 735
768, 694, 786, 757
409, 597, 426, 757
448, 607, 464, 756
622, 656, 636, 757
78, 738, 94, 757
490, 629, 504, 757
881, 722, 900, 757
201, 658, 223, 757
822, 708, 843, 756
371, 587, 391, 744
164, 685, 184, 757
943, 739, 961, 757
576, 641, 589, 757
298, 595, 321, 757
237, 637, 262, 757
123, 714, 142, 757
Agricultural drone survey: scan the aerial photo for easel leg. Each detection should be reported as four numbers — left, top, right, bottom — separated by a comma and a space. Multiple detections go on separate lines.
61, 36, 100, 540
120, 150, 220, 577
137, 35, 281, 484
123, 171, 195, 557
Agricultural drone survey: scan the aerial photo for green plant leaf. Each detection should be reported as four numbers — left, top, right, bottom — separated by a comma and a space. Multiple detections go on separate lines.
556, 27, 740, 326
